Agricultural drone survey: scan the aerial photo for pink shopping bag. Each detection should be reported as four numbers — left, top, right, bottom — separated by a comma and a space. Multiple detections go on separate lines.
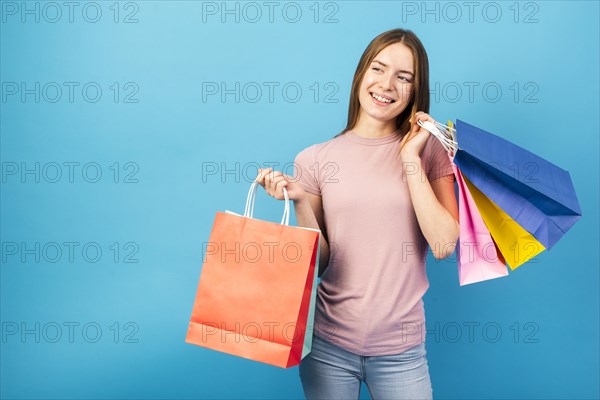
453, 163, 509, 285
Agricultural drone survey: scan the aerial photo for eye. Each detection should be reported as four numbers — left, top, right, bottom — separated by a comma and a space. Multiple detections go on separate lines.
398, 75, 412, 82
371, 67, 382, 72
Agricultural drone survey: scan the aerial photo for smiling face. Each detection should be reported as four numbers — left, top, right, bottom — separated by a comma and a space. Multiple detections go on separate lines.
356, 42, 415, 130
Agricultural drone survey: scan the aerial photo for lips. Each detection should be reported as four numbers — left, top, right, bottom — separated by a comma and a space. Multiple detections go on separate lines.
370, 92, 396, 105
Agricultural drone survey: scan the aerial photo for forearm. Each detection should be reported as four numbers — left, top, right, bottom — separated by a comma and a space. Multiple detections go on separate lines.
403, 156, 459, 258
294, 197, 330, 275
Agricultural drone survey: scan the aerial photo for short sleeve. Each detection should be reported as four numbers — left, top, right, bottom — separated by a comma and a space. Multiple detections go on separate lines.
293, 145, 321, 196
422, 135, 454, 182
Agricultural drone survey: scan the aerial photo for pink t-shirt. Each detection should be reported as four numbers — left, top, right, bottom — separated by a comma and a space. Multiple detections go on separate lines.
293, 129, 454, 356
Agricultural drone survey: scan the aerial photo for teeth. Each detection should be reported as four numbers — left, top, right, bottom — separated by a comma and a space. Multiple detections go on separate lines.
371, 93, 393, 103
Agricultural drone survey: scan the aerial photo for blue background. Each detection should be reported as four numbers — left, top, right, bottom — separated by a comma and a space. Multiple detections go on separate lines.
1, 1, 598, 399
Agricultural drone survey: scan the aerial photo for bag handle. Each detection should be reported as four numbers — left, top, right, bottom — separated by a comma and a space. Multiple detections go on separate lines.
244, 181, 290, 226
417, 119, 458, 155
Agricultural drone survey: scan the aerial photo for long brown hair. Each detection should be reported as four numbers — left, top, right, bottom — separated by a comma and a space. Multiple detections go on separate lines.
335, 28, 430, 144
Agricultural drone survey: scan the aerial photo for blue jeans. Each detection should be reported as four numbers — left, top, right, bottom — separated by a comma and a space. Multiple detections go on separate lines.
299, 334, 433, 400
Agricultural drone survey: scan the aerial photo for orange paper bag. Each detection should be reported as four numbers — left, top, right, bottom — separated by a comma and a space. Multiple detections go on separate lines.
186, 182, 321, 368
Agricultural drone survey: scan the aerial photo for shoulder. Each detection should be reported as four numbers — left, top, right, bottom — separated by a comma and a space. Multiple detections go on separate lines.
421, 134, 446, 159
421, 134, 454, 181
295, 131, 348, 161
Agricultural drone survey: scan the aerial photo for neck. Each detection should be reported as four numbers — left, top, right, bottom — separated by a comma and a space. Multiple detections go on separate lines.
351, 115, 398, 138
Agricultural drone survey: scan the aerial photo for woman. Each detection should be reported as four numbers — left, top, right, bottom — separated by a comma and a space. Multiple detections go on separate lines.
256, 28, 459, 400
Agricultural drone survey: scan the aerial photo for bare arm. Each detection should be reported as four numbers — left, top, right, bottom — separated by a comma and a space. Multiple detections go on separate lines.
403, 155, 459, 259
294, 192, 331, 277
400, 111, 459, 259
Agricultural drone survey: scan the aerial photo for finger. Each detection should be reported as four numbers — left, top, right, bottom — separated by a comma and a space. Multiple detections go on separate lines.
269, 170, 283, 179
267, 170, 284, 186
262, 168, 274, 185
254, 168, 262, 183
412, 119, 420, 133
271, 176, 286, 192
266, 176, 281, 195
415, 112, 428, 122
419, 112, 434, 123
256, 167, 272, 183
275, 180, 288, 199
265, 168, 279, 182
414, 114, 433, 132
255, 168, 265, 185
274, 178, 287, 193
414, 113, 426, 127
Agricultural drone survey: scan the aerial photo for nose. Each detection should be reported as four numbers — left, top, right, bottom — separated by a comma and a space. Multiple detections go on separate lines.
377, 72, 395, 92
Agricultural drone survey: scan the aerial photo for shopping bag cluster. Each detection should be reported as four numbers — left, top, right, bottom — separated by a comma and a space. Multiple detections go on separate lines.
419, 119, 582, 285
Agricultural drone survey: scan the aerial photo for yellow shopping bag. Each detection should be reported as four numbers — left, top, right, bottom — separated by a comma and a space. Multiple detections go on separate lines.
462, 175, 545, 269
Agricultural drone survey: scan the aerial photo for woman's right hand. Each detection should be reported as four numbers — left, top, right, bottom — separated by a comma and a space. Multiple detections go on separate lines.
255, 167, 306, 202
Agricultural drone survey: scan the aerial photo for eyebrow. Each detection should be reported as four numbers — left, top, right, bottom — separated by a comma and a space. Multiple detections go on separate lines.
372, 59, 414, 76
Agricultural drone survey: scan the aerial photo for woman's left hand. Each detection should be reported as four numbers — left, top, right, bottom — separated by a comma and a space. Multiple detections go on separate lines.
400, 111, 434, 160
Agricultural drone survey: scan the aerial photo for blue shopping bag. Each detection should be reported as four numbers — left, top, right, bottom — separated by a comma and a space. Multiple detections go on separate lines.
452, 119, 582, 249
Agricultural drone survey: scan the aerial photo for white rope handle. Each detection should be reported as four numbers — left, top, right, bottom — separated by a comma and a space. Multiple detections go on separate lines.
417, 119, 457, 155
244, 180, 259, 217
244, 181, 290, 226
282, 186, 290, 226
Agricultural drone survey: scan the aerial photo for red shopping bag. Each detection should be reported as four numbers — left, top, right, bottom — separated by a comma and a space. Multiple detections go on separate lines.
186, 182, 321, 368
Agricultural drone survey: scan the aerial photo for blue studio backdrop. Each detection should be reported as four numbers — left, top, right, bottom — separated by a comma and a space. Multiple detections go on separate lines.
1, 1, 599, 399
